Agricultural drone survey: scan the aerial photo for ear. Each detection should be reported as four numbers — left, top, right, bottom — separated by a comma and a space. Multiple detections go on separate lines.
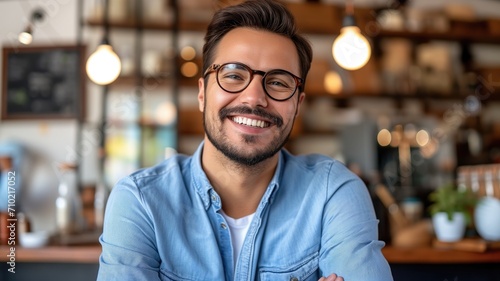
198, 77, 205, 112
295, 92, 306, 117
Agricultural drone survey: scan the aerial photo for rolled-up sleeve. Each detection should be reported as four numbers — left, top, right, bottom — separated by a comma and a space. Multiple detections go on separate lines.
319, 163, 393, 281
97, 177, 161, 281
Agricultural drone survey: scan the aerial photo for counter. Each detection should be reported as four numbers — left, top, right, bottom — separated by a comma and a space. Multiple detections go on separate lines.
1, 244, 499, 281
2, 244, 500, 263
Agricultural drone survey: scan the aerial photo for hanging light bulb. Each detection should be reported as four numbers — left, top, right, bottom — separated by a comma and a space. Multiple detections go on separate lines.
86, 41, 121, 85
18, 8, 45, 45
86, 0, 121, 85
18, 25, 33, 45
323, 70, 343, 94
332, 0, 371, 71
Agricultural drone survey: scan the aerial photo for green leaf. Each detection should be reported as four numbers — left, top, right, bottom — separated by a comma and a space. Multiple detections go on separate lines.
428, 183, 478, 222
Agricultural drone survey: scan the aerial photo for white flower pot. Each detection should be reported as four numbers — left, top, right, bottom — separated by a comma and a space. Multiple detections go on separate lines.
432, 212, 466, 242
474, 197, 500, 241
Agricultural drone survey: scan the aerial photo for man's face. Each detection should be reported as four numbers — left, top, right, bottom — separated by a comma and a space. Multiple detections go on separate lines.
198, 27, 305, 166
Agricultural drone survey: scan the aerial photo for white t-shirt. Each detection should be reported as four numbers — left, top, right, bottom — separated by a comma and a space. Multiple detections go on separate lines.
220, 211, 255, 266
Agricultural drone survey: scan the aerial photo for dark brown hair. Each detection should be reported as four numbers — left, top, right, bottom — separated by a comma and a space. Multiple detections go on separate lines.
202, 0, 313, 92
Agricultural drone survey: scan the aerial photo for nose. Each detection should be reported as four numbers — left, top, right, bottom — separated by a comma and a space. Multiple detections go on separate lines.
238, 74, 268, 107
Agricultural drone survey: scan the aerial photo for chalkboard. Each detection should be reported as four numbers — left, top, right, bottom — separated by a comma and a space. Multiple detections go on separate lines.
1, 45, 86, 120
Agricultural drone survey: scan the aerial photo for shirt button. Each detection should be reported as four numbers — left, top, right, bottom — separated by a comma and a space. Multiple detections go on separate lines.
290, 277, 299, 281
211, 194, 217, 202
220, 223, 227, 229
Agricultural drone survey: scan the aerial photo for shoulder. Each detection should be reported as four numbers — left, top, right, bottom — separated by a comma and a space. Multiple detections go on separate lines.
115, 153, 192, 193
280, 150, 366, 196
132, 154, 190, 177
281, 150, 354, 178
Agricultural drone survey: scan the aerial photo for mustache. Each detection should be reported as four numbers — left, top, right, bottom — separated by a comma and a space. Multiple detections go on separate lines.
219, 106, 283, 127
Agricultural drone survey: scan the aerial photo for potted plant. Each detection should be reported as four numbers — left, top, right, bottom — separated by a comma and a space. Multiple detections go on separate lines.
428, 184, 477, 242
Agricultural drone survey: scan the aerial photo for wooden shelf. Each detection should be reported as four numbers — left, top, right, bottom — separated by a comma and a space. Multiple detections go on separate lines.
0, 245, 101, 264
88, 5, 500, 43
306, 91, 500, 102
376, 29, 500, 44
112, 75, 198, 88
106, 119, 175, 128
382, 245, 500, 264
2, 244, 499, 264
86, 18, 208, 32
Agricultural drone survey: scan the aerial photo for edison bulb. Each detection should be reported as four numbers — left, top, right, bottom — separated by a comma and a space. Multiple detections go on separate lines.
377, 129, 392, 147
416, 130, 430, 147
86, 44, 122, 85
18, 31, 33, 45
180, 46, 196, 61
181, 62, 198, 78
155, 101, 177, 125
324, 70, 343, 94
332, 26, 371, 70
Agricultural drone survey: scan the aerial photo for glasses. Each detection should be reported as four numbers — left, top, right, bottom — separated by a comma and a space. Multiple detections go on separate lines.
204, 62, 303, 101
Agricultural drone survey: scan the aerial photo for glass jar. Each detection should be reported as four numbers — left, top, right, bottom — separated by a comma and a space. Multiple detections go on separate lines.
55, 163, 84, 235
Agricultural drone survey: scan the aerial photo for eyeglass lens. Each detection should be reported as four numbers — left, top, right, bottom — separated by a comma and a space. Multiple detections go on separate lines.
217, 63, 298, 100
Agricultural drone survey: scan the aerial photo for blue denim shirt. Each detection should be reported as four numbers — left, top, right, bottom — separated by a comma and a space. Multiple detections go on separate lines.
98, 143, 393, 281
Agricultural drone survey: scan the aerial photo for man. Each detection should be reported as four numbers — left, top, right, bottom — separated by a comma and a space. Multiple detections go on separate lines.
97, 1, 393, 280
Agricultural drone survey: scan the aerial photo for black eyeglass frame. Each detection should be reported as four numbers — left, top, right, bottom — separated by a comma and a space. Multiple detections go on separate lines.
203, 62, 304, 101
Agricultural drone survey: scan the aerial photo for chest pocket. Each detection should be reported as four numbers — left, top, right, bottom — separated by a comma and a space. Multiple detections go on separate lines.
258, 252, 319, 281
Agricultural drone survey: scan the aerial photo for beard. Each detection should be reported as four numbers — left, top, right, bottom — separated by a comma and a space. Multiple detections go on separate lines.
203, 104, 293, 166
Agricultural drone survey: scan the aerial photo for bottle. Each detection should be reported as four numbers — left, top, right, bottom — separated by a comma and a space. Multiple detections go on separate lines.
94, 179, 109, 230
17, 212, 31, 234
55, 163, 84, 235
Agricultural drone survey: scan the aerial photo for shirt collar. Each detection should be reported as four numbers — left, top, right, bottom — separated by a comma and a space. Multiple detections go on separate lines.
190, 142, 213, 210
190, 141, 285, 211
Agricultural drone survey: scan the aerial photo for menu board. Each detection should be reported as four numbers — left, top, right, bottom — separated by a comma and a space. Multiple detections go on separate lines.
1, 45, 86, 120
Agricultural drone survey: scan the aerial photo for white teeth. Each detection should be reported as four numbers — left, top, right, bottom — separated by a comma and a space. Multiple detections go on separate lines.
232, 116, 269, 128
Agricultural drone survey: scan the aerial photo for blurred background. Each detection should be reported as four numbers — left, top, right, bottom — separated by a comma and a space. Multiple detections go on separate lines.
1, 0, 500, 280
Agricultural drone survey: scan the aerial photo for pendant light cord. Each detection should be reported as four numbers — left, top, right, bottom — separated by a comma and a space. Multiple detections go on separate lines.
345, 0, 354, 16
342, 0, 356, 27
103, 0, 110, 44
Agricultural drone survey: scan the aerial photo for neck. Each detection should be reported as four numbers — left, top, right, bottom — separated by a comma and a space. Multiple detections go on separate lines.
201, 140, 278, 218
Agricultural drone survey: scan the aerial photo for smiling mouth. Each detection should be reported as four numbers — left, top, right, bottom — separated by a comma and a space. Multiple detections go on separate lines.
231, 116, 270, 128
220, 106, 283, 128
